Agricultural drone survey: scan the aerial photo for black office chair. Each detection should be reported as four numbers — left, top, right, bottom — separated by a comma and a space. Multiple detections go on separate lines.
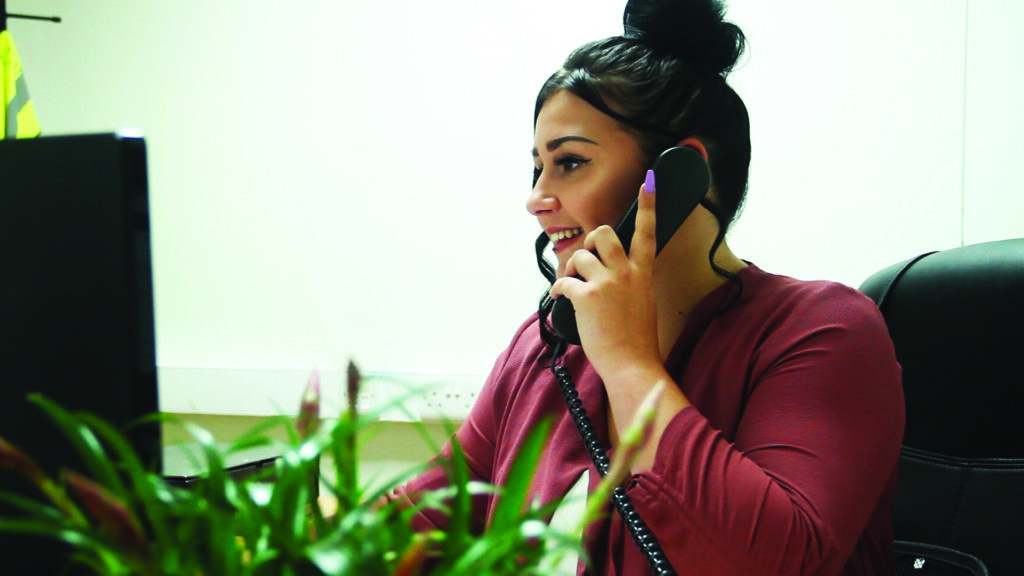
859, 238, 1024, 576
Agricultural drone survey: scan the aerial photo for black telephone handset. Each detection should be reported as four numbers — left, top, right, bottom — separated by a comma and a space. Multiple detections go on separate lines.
548, 146, 707, 576
550, 145, 711, 345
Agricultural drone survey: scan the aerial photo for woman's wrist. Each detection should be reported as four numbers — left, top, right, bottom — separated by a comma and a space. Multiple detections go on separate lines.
602, 365, 690, 469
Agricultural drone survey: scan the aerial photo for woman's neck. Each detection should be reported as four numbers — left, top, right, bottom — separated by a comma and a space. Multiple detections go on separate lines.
652, 212, 746, 360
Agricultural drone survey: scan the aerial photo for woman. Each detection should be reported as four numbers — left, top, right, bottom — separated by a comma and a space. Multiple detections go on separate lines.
400, 0, 904, 574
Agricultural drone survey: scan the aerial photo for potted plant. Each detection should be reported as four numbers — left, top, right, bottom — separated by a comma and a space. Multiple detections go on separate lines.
0, 361, 660, 576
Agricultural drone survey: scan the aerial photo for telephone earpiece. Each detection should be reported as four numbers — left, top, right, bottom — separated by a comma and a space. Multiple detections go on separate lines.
550, 145, 711, 346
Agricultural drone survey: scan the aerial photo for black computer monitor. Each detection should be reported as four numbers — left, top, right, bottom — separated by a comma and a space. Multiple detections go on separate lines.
0, 133, 160, 572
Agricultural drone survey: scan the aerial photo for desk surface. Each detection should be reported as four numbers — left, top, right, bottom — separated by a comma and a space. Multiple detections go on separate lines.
162, 443, 282, 485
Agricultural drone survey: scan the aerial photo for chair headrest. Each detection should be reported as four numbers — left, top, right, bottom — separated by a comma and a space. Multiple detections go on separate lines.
860, 238, 1024, 459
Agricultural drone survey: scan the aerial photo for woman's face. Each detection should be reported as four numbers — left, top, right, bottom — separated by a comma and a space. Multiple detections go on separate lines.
528, 90, 649, 278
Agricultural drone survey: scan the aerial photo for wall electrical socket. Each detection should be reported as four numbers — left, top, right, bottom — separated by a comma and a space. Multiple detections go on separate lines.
340, 373, 482, 422
416, 387, 478, 421
157, 367, 483, 420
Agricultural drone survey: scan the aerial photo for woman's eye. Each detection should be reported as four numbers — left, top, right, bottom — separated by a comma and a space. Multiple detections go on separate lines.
555, 155, 590, 172
532, 155, 590, 187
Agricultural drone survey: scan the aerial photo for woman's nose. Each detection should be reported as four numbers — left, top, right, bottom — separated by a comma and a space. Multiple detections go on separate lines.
526, 182, 559, 216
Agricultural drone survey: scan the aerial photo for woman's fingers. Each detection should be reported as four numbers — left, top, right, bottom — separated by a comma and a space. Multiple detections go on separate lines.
630, 170, 657, 268
552, 173, 656, 301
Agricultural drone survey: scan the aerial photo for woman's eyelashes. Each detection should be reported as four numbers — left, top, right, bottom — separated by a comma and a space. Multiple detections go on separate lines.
532, 154, 592, 187
555, 154, 591, 172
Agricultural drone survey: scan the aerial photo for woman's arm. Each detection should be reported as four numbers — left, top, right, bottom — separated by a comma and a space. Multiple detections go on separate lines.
628, 294, 904, 575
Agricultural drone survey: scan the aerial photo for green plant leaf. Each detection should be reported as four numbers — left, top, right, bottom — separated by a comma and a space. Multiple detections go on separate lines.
328, 416, 361, 517
0, 517, 112, 553
305, 534, 353, 576
65, 470, 153, 574
356, 460, 431, 508
390, 534, 428, 576
3, 375, 584, 576
0, 489, 68, 522
437, 436, 472, 567
77, 412, 177, 558
177, 420, 244, 576
27, 394, 125, 493
488, 417, 552, 533
0, 436, 48, 484
0, 443, 86, 524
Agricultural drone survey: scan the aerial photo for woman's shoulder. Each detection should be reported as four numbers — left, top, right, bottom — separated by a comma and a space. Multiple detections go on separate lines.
722, 264, 894, 357
739, 264, 883, 323
509, 311, 542, 340
720, 265, 901, 396
483, 312, 548, 388
500, 312, 546, 359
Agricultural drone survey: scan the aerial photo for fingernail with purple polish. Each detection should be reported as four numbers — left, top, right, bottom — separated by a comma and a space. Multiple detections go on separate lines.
645, 169, 656, 194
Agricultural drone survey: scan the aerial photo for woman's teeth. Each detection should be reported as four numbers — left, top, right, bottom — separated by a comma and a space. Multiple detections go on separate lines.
551, 228, 584, 243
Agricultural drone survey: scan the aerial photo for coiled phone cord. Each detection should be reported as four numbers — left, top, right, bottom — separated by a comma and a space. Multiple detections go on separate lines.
550, 357, 678, 576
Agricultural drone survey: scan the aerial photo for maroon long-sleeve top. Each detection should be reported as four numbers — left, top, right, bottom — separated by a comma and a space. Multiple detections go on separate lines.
402, 265, 904, 575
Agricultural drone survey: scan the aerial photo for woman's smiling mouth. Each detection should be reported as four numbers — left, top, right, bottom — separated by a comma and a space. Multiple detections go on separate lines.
549, 227, 584, 252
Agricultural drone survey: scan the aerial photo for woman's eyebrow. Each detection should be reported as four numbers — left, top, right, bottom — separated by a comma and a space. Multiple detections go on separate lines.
531, 135, 600, 157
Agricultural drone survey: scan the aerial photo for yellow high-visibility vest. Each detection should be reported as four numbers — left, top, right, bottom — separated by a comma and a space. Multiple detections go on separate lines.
1, 30, 42, 139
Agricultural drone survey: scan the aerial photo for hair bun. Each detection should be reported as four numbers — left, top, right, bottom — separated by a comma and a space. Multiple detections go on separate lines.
623, 0, 745, 76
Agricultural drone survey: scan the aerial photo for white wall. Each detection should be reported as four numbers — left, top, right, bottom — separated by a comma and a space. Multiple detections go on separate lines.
8, 1, 1023, 417
962, 2, 1024, 243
